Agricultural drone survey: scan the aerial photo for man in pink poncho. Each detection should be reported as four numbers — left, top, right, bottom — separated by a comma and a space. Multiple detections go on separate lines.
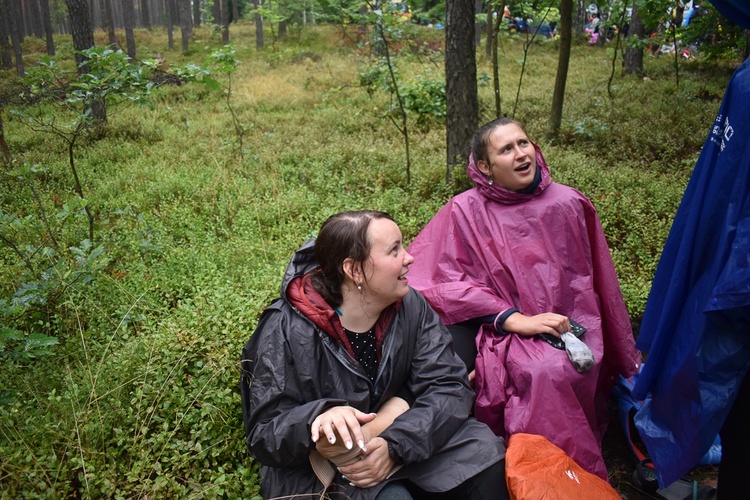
407, 118, 641, 479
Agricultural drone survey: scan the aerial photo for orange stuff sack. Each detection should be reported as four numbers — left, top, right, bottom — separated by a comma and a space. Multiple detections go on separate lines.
505, 433, 620, 500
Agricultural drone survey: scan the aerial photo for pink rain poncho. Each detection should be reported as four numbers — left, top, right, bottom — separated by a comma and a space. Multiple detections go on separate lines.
407, 146, 641, 478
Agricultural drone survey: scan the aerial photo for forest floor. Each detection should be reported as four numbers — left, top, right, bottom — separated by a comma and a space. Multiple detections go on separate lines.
602, 403, 719, 499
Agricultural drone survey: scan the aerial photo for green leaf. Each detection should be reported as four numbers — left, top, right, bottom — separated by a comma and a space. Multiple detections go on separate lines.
201, 77, 222, 91
0, 328, 25, 342
24, 333, 59, 352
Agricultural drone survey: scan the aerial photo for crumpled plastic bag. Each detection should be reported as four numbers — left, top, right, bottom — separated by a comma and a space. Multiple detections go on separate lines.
561, 332, 594, 372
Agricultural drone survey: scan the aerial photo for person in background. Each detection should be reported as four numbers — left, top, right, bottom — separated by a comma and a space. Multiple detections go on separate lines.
241, 210, 508, 499
407, 118, 641, 480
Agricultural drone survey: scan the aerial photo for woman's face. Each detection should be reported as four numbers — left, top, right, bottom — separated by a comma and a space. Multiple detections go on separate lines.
360, 218, 414, 306
478, 123, 537, 191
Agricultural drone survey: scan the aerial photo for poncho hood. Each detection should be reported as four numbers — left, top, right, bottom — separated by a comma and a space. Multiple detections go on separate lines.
467, 143, 552, 205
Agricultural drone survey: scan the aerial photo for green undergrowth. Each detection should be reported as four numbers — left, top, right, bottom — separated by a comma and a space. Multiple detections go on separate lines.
0, 21, 737, 498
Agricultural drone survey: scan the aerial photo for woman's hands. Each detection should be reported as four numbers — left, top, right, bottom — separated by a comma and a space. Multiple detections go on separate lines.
502, 312, 570, 337
311, 406, 376, 453
338, 437, 396, 488
310, 398, 409, 488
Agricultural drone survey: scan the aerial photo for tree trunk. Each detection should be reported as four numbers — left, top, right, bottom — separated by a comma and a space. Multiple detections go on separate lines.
101, 0, 116, 45
0, 109, 11, 167
111, 0, 122, 30
166, 0, 174, 50
185, 0, 193, 36
212, 0, 220, 24
485, 3, 492, 59
64, 0, 107, 123
123, 0, 137, 58
24, 0, 34, 37
66, 0, 95, 70
279, 20, 286, 38
474, 0, 482, 48
8, 0, 25, 76
152, 0, 162, 28
623, 0, 644, 75
0, 0, 14, 70
231, 0, 239, 23
193, 0, 201, 26
358, 3, 368, 38
548, 0, 572, 140
21, 0, 30, 37
55, 9, 69, 34
40, 0, 55, 55
492, 1, 505, 119
16, 0, 27, 39
179, 0, 191, 53
30, 0, 46, 38
89, 0, 96, 29
221, 0, 229, 42
141, 0, 151, 29
254, 0, 263, 49
596, 6, 609, 46
91, 0, 102, 29
445, 0, 477, 183
574, 0, 585, 36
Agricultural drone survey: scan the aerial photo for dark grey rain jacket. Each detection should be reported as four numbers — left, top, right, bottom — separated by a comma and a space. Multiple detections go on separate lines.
240, 239, 505, 499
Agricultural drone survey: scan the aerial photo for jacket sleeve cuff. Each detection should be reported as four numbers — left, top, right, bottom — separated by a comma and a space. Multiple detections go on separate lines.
479, 309, 518, 334
494, 308, 519, 332
387, 441, 403, 464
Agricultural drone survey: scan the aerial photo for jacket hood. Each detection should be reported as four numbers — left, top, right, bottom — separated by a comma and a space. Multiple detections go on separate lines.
468, 143, 552, 205
280, 238, 319, 292
282, 238, 398, 359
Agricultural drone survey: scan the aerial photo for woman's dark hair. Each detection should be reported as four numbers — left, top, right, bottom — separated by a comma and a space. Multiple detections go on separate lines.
470, 117, 527, 164
311, 210, 394, 307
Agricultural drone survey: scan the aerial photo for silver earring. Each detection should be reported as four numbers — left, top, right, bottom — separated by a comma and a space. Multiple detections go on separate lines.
488, 177, 493, 185
357, 283, 362, 291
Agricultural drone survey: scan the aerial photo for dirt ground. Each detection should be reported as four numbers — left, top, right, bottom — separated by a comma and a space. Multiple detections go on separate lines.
602, 402, 719, 499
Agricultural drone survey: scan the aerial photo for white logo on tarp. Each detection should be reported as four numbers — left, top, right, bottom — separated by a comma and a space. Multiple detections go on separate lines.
564, 469, 581, 484
723, 118, 734, 143
710, 114, 734, 152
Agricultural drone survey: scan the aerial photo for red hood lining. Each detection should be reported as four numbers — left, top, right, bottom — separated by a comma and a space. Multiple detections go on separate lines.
286, 272, 400, 361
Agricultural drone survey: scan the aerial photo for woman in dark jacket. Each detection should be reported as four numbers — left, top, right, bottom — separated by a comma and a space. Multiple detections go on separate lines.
240, 210, 507, 499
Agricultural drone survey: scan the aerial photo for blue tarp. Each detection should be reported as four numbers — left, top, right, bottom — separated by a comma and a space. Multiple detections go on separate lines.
631, 55, 750, 487
710, 0, 750, 29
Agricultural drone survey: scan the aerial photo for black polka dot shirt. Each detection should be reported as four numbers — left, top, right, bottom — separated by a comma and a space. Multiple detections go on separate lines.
344, 328, 379, 383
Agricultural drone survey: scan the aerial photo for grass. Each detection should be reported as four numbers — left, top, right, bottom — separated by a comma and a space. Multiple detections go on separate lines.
0, 20, 739, 498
